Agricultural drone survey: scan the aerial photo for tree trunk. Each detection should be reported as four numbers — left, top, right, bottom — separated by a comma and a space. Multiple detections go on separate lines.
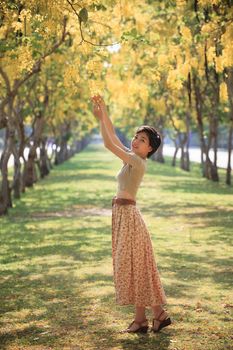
152, 127, 165, 163
226, 123, 233, 185
179, 132, 188, 171
12, 147, 22, 199
183, 113, 191, 172
172, 138, 179, 167
55, 137, 68, 164
47, 145, 54, 170
24, 113, 44, 186
17, 104, 27, 193
39, 138, 50, 178
193, 74, 218, 181
75, 140, 82, 153
226, 67, 233, 185
152, 137, 165, 162
12, 100, 27, 198
212, 116, 218, 168
0, 91, 16, 215
0, 127, 14, 215
24, 145, 38, 187
225, 67, 233, 185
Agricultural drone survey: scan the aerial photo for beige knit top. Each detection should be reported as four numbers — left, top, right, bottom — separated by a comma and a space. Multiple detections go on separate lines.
116, 148, 147, 199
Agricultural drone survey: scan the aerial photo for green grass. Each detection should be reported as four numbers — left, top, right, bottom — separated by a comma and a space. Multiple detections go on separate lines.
0, 143, 232, 350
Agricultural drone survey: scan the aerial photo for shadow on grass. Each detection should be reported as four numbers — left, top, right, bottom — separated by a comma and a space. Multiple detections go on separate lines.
146, 156, 232, 196
0, 214, 173, 349
140, 201, 233, 241
0, 223, 112, 266
159, 178, 232, 195
119, 334, 171, 350
159, 251, 233, 291
0, 144, 232, 349
0, 259, 172, 350
12, 184, 115, 214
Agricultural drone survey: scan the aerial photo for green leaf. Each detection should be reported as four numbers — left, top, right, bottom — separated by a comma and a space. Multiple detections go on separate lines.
79, 8, 88, 24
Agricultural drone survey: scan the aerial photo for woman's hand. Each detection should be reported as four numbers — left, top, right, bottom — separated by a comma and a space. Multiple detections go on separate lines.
91, 95, 107, 121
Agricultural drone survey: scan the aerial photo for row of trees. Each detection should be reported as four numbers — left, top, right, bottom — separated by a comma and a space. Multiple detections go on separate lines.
0, 0, 104, 215
0, 0, 232, 215
103, 0, 233, 185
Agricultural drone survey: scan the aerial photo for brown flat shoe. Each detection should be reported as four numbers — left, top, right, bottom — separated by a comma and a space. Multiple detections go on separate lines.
120, 319, 149, 334
151, 310, 172, 333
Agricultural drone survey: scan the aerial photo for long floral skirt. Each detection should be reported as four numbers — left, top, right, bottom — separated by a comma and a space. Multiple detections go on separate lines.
111, 197, 167, 307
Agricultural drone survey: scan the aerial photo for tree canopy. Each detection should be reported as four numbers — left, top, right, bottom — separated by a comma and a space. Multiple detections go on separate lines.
0, 0, 233, 214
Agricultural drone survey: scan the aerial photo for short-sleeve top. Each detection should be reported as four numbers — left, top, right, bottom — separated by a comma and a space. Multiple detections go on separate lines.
116, 147, 147, 199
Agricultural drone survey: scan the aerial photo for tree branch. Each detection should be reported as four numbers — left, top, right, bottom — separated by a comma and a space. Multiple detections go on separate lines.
0, 67, 11, 94
14, 16, 69, 93
66, 0, 119, 47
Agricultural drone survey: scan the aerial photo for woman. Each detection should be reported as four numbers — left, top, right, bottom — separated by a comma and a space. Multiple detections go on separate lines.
91, 95, 172, 334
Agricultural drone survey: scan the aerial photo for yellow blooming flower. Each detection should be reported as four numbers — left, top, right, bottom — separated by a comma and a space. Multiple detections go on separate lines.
180, 26, 192, 43
215, 56, 224, 73
167, 70, 183, 90
176, 0, 186, 8
86, 60, 102, 75
219, 82, 228, 102
12, 21, 23, 32
15, 46, 34, 73
207, 46, 216, 64
222, 45, 233, 68
158, 54, 169, 68
88, 79, 105, 96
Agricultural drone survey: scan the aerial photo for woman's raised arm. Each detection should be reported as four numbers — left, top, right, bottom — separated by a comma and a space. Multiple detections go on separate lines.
91, 95, 127, 151
91, 96, 141, 167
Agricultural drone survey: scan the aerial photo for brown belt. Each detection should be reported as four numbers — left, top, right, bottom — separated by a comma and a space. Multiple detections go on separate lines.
112, 196, 136, 206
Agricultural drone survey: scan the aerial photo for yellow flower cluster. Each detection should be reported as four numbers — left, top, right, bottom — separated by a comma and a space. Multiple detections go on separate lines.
0, 25, 7, 39
221, 24, 233, 68
19, 9, 32, 22
179, 62, 191, 78
219, 82, 228, 102
158, 53, 170, 70
120, 1, 135, 18
63, 65, 80, 93
173, 118, 186, 131
199, 0, 222, 6
86, 60, 103, 75
201, 22, 216, 35
80, 42, 92, 56
167, 70, 183, 90
222, 45, 233, 68
11, 21, 23, 32
86, 59, 105, 96
215, 56, 224, 73
18, 46, 34, 73
180, 26, 192, 43
176, 0, 186, 8
88, 79, 105, 96
207, 46, 215, 65
151, 98, 166, 115
190, 57, 198, 70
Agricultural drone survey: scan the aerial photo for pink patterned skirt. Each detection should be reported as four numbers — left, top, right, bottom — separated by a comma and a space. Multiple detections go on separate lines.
111, 196, 167, 307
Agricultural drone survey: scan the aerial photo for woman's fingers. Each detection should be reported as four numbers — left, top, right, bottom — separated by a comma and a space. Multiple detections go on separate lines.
91, 95, 106, 120
92, 99, 103, 120
92, 94, 103, 105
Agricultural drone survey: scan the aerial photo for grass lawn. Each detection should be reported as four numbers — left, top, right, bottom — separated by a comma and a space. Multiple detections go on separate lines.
0, 142, 232, 350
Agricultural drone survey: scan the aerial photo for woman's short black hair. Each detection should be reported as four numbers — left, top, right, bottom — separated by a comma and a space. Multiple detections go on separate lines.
136, 125, 161, 158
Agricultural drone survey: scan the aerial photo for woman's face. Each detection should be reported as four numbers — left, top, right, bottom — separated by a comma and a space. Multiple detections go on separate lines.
131, 131, 152, 158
